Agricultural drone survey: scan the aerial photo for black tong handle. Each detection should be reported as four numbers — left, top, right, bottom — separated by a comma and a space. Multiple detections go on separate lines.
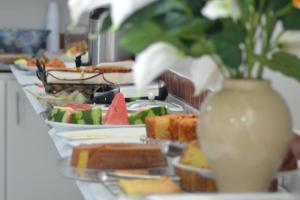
36, 59, 47, 83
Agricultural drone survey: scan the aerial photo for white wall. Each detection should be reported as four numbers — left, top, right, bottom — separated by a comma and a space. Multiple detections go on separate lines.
0, 0, 88, 32
264, 69, 300, 132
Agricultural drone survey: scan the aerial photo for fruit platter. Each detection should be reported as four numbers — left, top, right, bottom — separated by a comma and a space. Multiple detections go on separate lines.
46, 92, 170, 131
14, 55, 69, 73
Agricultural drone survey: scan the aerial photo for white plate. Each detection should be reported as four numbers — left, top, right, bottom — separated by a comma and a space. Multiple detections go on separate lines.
172, 157, 298, 180
56, 127, 146, 146
45, 119, 144, 131
172, 157, 213, 178
17, 63, 37, 74
17, 62, 76, 74
56, 127, 146, 140
57, 157, 169, 183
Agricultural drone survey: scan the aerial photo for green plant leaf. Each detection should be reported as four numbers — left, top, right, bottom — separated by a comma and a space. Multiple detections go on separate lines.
119, 21, 164, 53
180, 0, 206, 17
236, 0, 251, 23
155, 11, 190, 29
120, 13, 213, 55
272, 0, 290, 11
122, 0, 193, 26
168, 18, 213, 39
281, 9, 300, 30
209, 21, 246, 69
260, 51, 300, 82
189, 37, 215, 57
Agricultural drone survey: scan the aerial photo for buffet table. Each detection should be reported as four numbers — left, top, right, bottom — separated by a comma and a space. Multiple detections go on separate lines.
9, 65, 300, 200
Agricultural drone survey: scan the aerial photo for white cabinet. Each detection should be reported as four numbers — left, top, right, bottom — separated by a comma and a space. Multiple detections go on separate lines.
0, 79, 6, 200
1, 77, 83, 200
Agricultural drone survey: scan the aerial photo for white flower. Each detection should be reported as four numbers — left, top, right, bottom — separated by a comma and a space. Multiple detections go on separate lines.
189, 55, 222, 95
133, 42, 221, 95
278, 31, 300, 57
68, 0, 110, 25
133, 42, 184, 90
68, 0, 157, 27
111, 0, 157, 27
201, 0, 241, 21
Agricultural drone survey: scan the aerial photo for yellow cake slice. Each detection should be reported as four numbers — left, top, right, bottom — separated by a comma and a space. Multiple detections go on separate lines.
119, 177, 181, 196
180, 140, 209, 169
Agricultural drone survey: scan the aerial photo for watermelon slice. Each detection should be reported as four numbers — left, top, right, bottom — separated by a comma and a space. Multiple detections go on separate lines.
63, 104, 92, 110
103, 92, 129, 125
48, 106, 74, 123
128, 106, 168, 124
71, 107, 102, 125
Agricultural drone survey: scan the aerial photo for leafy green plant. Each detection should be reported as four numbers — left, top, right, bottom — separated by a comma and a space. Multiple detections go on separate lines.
68, 0, 300, 92
118, 0, 300, 81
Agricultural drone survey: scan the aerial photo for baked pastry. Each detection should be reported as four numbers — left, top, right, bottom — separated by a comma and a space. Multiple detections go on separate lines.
145, 116, 170, 139
145, 114, 179, 139
145, 113, 198, 142
180, 140, 209, 169
70, 143, 167, 170
177, 140, 294, 192
169, 114, 196, 140
177, 118, 198, 142
176, 140, 216, 192
119, 177, 181, 196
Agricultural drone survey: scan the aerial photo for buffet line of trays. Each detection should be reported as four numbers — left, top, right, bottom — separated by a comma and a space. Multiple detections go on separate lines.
14, 56, 299, 198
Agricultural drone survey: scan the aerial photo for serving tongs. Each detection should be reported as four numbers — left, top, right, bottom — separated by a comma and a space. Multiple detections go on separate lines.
36, 59, 47, 83
140, 137, 187, 158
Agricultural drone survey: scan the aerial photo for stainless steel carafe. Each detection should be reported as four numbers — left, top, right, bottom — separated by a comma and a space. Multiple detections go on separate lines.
88, 8, 130, 65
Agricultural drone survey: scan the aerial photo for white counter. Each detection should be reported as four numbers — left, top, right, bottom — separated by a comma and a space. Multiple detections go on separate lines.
9, 65, 300, 200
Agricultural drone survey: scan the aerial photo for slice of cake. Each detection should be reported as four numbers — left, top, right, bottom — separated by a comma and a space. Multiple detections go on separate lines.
145, 115, 171, 139
177, 118, 198, 142
145, 114, 195, 140
119, 177, 181, 196
180, 140, 209, 169
169, 114, 196, 140
70, 143, 167, 170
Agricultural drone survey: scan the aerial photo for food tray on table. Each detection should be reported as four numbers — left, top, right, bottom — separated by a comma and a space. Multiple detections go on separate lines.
141, 137, 187, 157
36, 60, 134, 97
15, 61, 75, 74
98, 172, 181, 197
45, 119, 145, 131
57, 157, 175, 183
46, 104, 169, 131
172, 157, 213, 178
173, 156, 299, 193
55, 127, 147, 146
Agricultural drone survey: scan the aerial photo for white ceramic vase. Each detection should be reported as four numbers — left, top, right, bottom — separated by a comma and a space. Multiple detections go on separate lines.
198, 80, 292, 192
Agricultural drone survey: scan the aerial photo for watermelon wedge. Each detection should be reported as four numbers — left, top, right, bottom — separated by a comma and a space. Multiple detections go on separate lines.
63, 104, 92, 110
48, 106, 74, 123
103, 92, 129, 125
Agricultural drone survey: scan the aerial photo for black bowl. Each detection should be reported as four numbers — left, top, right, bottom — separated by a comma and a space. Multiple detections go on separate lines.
91, 84, 120, 104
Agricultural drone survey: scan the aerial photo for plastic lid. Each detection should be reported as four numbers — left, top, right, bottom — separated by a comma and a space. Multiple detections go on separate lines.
126, 100, 184, 113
